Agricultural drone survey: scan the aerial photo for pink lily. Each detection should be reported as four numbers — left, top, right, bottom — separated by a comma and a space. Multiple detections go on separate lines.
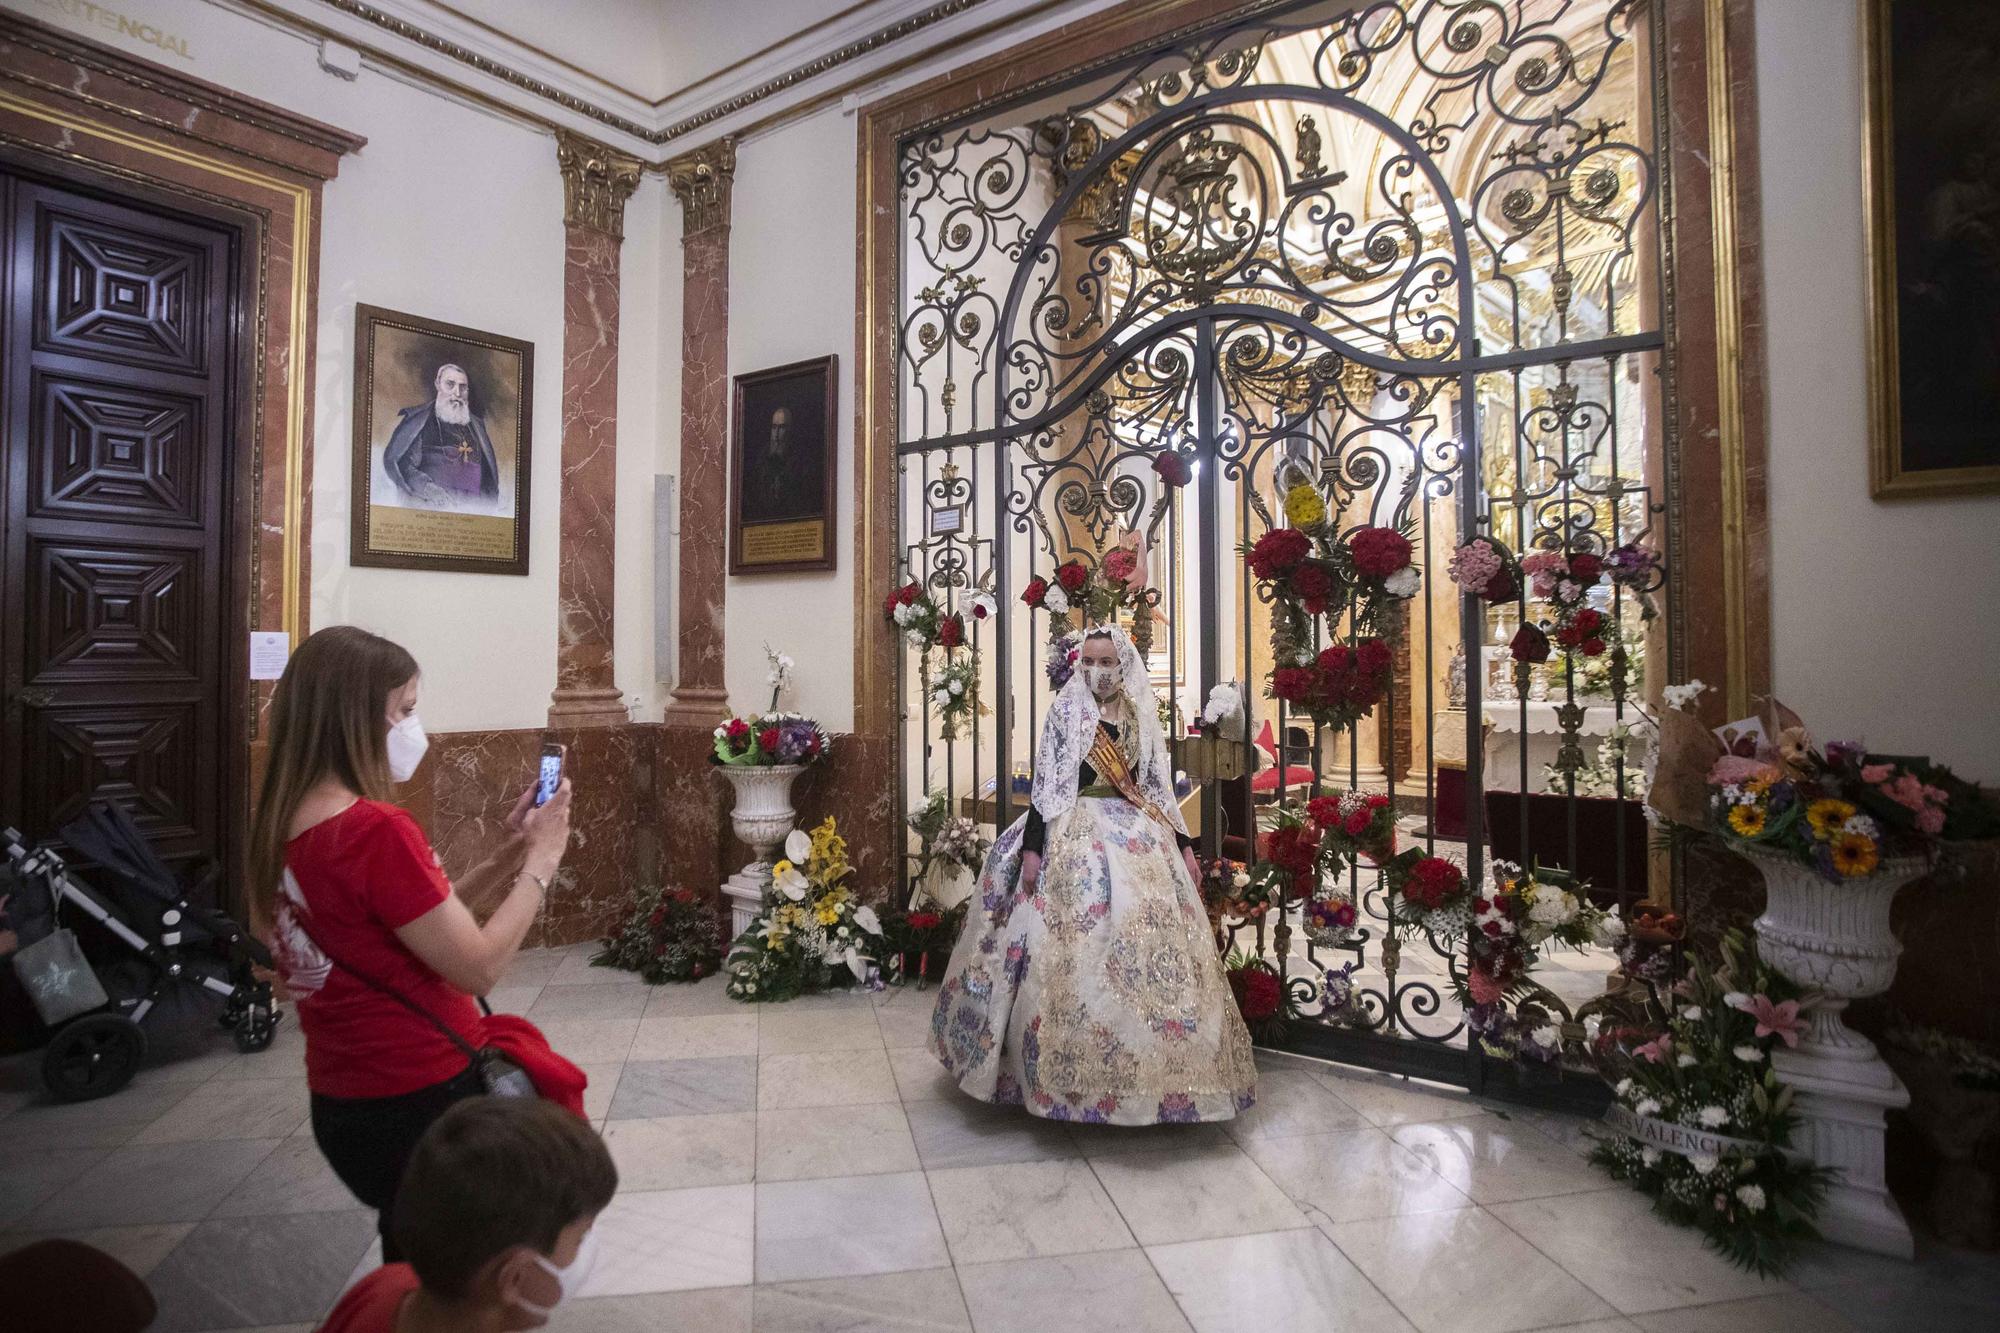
1632, 1033, 1673, 1063
1732, 993, 1804, 1048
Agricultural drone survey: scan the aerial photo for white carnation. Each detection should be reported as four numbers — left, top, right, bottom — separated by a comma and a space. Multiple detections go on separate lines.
1634, 1097, 1662, 1118
1733, 1044, 1764, 1063
1528, 1025, 1561, 1051
1385, 565, 1421, 597
1614, 1077, 1634, 1098
948, 679, 964, 696
1043, 585, 1070, 615
1231, 871, 1250, 889
1640, 1146, 1662, 1167
1735, 1184, 1767, 1212
907, 631, 927, 647
1688, 1152, 1720, 1176
1662, 679, 1708, 711
1594, 914, 1627, 946
1676, 1053, 1697, 1068
892, 603, 913, 626
1723, 991, 1750, 1011
1680, 1005, 1703, 1021
1698, 1106, 1729, 1128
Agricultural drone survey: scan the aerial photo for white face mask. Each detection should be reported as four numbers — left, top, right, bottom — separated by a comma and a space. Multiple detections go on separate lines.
385, 713, 428, 783
513, 1226, 599, 1321
1082, 664, 1119, 700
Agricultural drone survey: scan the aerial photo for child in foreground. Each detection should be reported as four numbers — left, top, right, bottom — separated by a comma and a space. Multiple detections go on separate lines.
318, 1097, 617, 1332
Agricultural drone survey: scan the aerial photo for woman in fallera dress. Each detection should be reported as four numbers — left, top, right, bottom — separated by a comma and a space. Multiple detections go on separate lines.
929, 624, 1258, 1124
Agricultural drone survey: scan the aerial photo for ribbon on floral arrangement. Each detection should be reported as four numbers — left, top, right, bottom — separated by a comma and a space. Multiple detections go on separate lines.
1600, 1105, 1784, 1161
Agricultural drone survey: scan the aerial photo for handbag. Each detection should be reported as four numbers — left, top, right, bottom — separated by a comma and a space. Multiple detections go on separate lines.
291, 913, 537, 1099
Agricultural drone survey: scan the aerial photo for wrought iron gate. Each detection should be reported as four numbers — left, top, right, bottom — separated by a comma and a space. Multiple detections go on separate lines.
892, 0, 1673, 1096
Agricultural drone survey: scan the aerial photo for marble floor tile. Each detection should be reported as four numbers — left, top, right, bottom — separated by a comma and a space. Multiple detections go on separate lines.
1066, 1120, 1232, 1158
955, 1249, 1193, 1333
643, 976, 744, 1018
875, 1004, 939, 1049
206, 1023, 309, 1081
577, 1060, 623, 1122
529, 982, 651, 1021
1780, 1239, 1930, 1292
753, 1266, 972, 1331
902, 1097, 1083, 1171
607, 1057, 757, 1119
145, 1208, 376, 1333
132, 1078, 311, 1144
887, 1046, 960, 1103
556, 1286, 755, 1331
629, 1012, 759, 1060
759, 1008, 888, 1055
1, 1076, 197, 1150
928, 1157, 1135, 1265
1303, 1066, 1485, 1127
29, 1138, 281, 1228
141, 1046, 241, 1084
768, 989, 880, 1015
533, 1017, 641, 1064
550, 949, 647, 986
1389, 1114, 1614, 1204
755, 1102, 920, 1181
1239, 1127, 1470, 1224
579, 1183, 756, 1297
1221, 1068, 1372, 1142
754, 1170, 949, 1284
0, 1146, 110, 1226
0, 1221, 193, 1277
1147, 1226, 1416, 1332
758, 1048, 899, 1110
1324, 1206, 1618, 1333
1087, 1143, 1306, 1245
1802, 1277, 1996, 1333
603, 1112, 757, 1191
208, 1136, 362, 1217
483, 982, 544, 1015
496, 948, 566, 987
1632, 1291, 1861, 1333
1487, 1189, 1793, 1316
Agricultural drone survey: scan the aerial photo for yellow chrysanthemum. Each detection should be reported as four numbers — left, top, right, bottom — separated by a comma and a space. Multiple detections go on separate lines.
772, 859, 795, 878
1727, 804, 1768, 837
1806, 799, 1856, 839
1283, 484, 1327, 529
1831, 832, 1880, 878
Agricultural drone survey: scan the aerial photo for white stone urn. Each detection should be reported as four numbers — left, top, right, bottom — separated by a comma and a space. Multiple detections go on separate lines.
716, 764, 803, 937
1743, 846, 1931, 1258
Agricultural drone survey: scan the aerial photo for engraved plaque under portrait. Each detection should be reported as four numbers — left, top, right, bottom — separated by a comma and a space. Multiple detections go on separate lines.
351, 304, 533, 574
730, 355, 837, 574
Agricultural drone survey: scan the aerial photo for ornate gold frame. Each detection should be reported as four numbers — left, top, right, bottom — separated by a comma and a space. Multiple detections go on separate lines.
1863, 0, 2000, 499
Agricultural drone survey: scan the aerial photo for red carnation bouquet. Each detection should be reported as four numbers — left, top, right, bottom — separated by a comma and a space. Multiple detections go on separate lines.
1223, 946, 1293, 1043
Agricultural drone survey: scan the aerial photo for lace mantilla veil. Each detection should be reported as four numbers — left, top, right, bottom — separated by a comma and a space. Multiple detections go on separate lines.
1030, 624, 1185, 836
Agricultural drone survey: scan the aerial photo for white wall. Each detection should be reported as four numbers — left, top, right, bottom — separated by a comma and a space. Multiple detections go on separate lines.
10, 0, 662, 734
724, 106, 858, 731
1757, 0, 2000, 780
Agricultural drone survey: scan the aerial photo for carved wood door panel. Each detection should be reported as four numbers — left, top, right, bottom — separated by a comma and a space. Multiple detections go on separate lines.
1, 171, 237, 871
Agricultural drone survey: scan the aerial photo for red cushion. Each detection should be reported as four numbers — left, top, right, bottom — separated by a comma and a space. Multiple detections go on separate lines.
1250, 764, 1317, 793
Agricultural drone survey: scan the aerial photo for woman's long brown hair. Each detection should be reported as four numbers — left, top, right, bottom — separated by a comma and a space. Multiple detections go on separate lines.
247, 625, 418, 925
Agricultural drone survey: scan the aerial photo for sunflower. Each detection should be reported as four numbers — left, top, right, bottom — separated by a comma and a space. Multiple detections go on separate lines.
1283, 483, 1327, 529
1727, 803, 1768, 837
1830, 831, 1880, 878
1806, 798, 1857, 839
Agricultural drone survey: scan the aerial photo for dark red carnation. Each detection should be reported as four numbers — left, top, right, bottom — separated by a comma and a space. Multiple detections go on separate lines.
937, 614, 965, 649
1271, 667, 1318, 703
726, 718, 751, 742
1481, 569, 1518, 603
1401, 856, 1464, 911
1581, 637, 1606, 657
902, 582, 923, 606
1055, 561, 1089, 592
1289, 561, 1336, 614
1229, 966, 1282, 1022
1343, 807, 1374, 838
1349, 526, 1413, 578
1247, 527, 1312, 581
1153, 450, 1192, 487
1511, 624, 1551, 663
1356, 636, 1392, 676
1306, 796, 1341, 829
908, 912, 942, 930
1022, 576, 1049, 608
1568, 552, 1604, 583
758, 727, 780, 753
1318, 644, 1352, 673
883, 588, 903, 617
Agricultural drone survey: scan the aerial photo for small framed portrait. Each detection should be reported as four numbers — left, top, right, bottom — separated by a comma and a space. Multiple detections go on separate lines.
1864, 0, 2000, 498
731, 355, 837, 574
351, 304, 534, 573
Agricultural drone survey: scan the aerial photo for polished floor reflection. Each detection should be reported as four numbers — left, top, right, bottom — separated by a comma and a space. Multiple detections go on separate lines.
2, 943, 1995, 1332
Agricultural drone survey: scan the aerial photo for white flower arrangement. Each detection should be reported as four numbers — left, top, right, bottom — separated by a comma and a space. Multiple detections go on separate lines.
1042, 584, 1070, 615
1384, 565, 1422, 598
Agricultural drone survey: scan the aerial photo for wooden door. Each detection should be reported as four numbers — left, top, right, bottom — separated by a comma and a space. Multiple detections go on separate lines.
1, 168, 240, 874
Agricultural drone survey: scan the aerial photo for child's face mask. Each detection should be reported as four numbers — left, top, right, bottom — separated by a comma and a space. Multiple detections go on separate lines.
511, 1225, 600, 1321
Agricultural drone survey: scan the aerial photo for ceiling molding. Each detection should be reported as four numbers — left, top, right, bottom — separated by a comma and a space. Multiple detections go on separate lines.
275, 0, 997, 151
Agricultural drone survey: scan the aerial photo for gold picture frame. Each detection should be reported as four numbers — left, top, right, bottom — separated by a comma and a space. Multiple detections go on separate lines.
1864, 0, 2000, 499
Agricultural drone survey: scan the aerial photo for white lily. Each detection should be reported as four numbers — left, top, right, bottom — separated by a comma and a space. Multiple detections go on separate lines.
785, 829, 813, 863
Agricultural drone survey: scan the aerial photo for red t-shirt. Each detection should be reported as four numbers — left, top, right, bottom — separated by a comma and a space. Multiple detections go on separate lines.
318, 1262, 419, 1332
272, 799, 481, 1099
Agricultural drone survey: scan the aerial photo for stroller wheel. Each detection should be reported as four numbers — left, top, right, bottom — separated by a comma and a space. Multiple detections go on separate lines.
234, 1003, 281, 1053
42, 1014, 148, 1103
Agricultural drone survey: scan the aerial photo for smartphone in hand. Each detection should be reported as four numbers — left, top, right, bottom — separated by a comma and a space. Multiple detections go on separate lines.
535, 742, 566, 807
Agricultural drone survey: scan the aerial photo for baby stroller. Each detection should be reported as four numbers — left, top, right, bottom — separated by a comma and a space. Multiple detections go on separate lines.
3, 802, 278, 1101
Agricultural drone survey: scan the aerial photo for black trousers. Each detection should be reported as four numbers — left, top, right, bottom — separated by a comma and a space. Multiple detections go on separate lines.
310, 1063, 483, 1262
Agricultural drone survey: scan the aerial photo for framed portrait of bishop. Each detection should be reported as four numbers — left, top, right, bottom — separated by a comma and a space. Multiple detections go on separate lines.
351, 304, 534, 573
731, 355, 837, 574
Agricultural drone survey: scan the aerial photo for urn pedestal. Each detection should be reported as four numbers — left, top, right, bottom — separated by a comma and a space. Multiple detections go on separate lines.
1748, 848, 1928, 1258
717, 765, 803, 937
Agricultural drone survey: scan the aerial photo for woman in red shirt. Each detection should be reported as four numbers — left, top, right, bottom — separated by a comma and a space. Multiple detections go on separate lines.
248, 625, 573, 1261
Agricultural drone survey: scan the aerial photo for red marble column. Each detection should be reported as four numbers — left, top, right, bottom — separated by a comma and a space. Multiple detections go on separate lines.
548, 132, 643, 728
660, 140, 737, 890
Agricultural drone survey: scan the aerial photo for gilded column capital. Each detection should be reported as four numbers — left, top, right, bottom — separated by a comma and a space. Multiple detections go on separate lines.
666, 138, 738, 237
556, 130, 643, 239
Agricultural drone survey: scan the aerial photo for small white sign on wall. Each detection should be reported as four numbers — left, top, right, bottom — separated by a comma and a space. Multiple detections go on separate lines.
249, 632, 291, 681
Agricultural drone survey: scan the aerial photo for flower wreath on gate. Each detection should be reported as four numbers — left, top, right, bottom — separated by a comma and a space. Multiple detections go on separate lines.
884, 577, 995, 740
1447, 534, 1661, 668
1242, 481, 1421, 736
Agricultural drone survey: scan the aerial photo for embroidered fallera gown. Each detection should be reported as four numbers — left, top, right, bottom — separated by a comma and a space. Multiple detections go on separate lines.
929, 626, 1258, 1125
